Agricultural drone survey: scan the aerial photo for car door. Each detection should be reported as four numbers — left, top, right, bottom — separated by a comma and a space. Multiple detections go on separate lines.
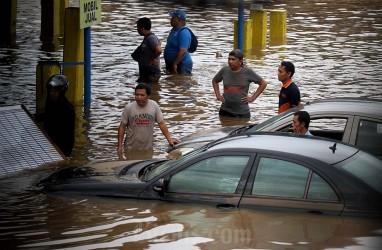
239, 154, 345, 215
348, 117, 382, 158
161, 153, 255, 208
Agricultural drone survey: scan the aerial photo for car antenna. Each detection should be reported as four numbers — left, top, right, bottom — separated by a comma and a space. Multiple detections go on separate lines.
329, 142, 337, 154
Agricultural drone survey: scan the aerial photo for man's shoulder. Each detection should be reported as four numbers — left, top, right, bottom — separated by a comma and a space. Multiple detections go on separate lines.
59, 97, 75, 115
124, 100, 138, 109
63, 97, 74, 108
126, 100, 137, 106
242, 66, 256, 74
214, 66, 230, 77
147, 99, 160, 107
283, 81, 299, 90
291, 81, 298, 86
290, 82, 300, 90
220, 66, 231, 72
179, 27, 192, 37
146, 33, 160, 42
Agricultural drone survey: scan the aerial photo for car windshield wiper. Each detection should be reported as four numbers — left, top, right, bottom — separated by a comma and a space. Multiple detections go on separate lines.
140, 160, 167, 179
229, 124, 256, 135
242, 124, 257, 133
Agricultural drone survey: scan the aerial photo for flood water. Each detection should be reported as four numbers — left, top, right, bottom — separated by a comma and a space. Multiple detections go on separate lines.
1, 0, 382, 249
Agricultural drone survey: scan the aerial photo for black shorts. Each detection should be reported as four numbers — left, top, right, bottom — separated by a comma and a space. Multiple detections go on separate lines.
219, 109, 250, 119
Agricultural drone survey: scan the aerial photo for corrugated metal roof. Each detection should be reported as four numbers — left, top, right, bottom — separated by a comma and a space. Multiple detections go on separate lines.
0, 105, 64, 175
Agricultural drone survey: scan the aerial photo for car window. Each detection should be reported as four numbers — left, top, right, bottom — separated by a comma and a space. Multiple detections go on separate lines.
249, 110, 294, 131
308, 118, 347, 141
356, 120, 382, 157
308, 173, 338, 200
310, 118, 347, 131
168, 156, 250, 194
146, 147, 206, 181
335, 150, 382, 193
252, 158, 308, 198
253, 113, 348, 142
252, 157, 338, 201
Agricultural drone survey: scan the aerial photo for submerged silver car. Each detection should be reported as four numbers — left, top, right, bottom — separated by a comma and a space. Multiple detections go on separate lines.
169, 98, 382, 158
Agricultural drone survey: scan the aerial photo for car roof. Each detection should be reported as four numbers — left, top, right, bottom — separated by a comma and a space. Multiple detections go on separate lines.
299, 98, 382, 117
207, 132, 360, 165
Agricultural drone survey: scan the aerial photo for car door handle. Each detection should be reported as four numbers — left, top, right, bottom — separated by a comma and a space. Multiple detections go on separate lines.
308, 210, 323, 215
216, 204, 236, 209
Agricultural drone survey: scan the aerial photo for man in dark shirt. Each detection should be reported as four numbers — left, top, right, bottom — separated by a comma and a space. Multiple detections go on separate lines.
278, 61, 301, 113
44, 74, 75, 157
135, 17, 162, 84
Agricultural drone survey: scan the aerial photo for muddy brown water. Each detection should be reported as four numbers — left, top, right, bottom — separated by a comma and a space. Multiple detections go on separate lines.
1, 0, 382, 249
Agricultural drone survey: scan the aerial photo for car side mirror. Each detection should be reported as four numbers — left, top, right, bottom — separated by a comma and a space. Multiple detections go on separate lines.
153, 178, 165, 196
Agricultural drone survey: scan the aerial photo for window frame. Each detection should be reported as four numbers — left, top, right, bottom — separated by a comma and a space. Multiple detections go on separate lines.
349, 117, 382, 157
274, 115, 352, 141
244, 153, 341, 202
166, 154, 251, 194
160, 151, 257, 205
239, 153, 344, 215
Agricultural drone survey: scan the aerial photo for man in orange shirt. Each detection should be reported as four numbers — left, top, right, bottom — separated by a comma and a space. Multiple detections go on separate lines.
278, 61, 300, 113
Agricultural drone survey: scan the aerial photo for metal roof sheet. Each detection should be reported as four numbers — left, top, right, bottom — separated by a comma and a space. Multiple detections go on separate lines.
0, 105, 64, 175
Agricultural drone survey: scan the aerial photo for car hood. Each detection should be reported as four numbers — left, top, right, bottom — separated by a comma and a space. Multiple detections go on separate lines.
167, 125, 253, 157
38, 159, 166, 197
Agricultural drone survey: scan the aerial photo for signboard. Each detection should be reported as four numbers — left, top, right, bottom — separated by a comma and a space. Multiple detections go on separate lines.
80, 0, 102, 29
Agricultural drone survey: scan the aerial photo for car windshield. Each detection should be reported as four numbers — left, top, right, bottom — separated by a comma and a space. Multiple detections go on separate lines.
247, 109, 295, 132
334, 151, 382, 193
146, 146, 206, 181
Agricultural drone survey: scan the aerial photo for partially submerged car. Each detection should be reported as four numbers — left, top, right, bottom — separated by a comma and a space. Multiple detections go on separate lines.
168, 98, 382, 158
39, 132, 382, 217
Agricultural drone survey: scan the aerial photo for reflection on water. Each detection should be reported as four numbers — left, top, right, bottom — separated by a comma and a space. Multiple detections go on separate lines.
3, 196, 382, 249
1, 0, 382, 249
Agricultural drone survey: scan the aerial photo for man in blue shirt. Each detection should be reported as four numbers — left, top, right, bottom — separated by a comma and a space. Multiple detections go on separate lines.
164, 9, 193, 74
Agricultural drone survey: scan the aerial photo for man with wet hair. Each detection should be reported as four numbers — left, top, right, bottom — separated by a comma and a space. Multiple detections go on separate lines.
278, 61, 301, 113
117, 83, 180, 159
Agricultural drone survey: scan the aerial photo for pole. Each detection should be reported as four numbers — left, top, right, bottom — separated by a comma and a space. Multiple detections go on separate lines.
84, 26, 91, 107
238, 0, 244, 50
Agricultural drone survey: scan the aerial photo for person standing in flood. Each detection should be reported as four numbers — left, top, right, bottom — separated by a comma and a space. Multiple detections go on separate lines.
278, 61, 301, 113
212, 49, 267, 120
134, 17, 162, 84
117, 83, 180, 160
164, 9, 193, 74
43, 74, 75, 157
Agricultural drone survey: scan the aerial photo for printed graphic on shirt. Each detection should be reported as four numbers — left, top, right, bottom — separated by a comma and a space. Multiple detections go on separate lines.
130, 113, 154, 126
224, 86, 244, 93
